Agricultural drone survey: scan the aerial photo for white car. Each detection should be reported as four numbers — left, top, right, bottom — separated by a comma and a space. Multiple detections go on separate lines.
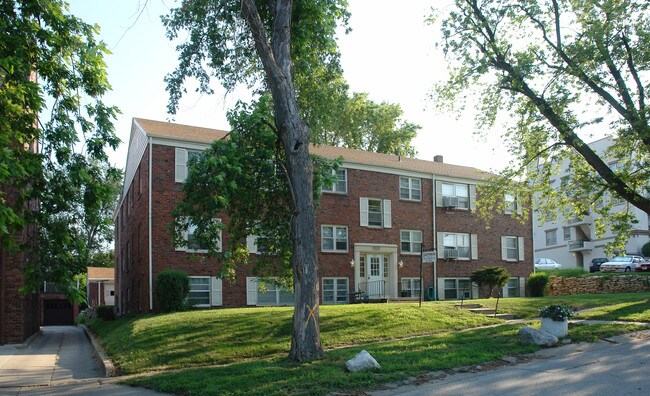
534, 258, 562, 270
600, 255, 645, 272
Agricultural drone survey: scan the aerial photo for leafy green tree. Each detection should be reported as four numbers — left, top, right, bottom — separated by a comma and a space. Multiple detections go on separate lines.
301, 77, 420, 156
435, 0, 650, 250
0, 0, 120, 299
173, 96, 338, 282
163, 0, 356, 361
470, 266, 510, 298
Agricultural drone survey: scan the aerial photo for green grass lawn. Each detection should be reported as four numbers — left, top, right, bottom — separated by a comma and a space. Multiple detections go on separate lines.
464, 292, 650, 319
88, 303, 502, 374
87, 293, 650, 395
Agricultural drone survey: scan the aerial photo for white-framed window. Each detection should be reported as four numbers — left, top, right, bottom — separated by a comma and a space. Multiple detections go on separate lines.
563, 227, 571, 241
246, 277, 294, 306
188, 277, 210, 307
322, 278, 349, 304
507, 278, 520, 297
359, 198, 391, 228
359, 256, 366, 278
322, 168, 347, 194
441, 182, 469, 209
401, 278, 421, 298
504, 194, 521, 214
438, 232, 478, 260
545, 229, 558, 246
501, 236, 524, 261
177, 218, 222, 253
321, 225, 348, 252
175, 148, 202, 183
400, 230, 422, 254
399, 177, 421, 201
443, 278, 472, 300
383, 254, 389, 278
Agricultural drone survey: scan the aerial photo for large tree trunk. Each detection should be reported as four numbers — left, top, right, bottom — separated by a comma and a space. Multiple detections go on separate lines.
241, 0, 323, 361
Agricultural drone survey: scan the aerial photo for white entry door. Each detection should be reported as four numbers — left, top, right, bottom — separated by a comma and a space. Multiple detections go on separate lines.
367, 254, 383, 282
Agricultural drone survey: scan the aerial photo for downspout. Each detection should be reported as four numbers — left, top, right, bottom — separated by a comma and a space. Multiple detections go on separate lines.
148, 137, 153, 311
432, 175, 437, 300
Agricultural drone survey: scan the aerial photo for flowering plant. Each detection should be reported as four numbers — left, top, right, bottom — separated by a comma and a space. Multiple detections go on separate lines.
539, 305, 576, 322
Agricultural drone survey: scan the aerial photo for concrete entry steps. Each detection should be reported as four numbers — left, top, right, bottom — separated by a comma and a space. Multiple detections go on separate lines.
455, 303, 515, 320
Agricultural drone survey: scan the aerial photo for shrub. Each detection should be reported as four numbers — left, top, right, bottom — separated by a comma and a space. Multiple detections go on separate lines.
95, 305, 115, 320
156, 269, 190, 312
470, 266, 510, 297
527, 272, 549, 297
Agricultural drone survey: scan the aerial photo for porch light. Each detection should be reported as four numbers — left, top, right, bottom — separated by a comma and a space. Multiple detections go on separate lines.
350, 259, 355, 268
398, 260, 404, 269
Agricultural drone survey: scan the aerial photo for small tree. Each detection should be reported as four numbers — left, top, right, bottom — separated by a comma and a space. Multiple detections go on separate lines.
527, 272, 550, 297
470, 266, 510, 298
155, 269, 190, 312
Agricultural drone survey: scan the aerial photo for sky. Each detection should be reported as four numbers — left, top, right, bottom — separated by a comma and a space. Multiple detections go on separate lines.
68, 0, 511, 173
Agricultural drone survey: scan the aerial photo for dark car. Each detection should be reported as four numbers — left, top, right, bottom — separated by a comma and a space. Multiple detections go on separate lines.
589, 257, 609, 273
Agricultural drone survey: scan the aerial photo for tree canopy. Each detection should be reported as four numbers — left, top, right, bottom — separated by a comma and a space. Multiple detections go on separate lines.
0, 0, 120, 299
435, 0, 649, 251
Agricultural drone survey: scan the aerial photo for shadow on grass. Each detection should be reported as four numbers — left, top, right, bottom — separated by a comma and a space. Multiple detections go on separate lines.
124, 324, 538, 396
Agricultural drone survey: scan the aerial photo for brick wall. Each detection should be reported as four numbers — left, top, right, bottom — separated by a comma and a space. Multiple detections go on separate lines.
116, 143, 535, 311
546, 275, 650, 295
1, 228, 40, 345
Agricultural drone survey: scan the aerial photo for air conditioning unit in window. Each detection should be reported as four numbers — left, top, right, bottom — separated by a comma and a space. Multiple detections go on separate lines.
444, 247, 459, 259
442, 196, 459, 208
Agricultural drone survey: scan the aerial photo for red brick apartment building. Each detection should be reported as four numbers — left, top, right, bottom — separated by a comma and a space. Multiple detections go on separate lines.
114, 118, 533, 313
1, 156, 40, 345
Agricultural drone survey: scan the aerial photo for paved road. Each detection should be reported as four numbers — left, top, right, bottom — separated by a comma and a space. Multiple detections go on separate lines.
0, 326, 163, 395
372, 329, 650, 396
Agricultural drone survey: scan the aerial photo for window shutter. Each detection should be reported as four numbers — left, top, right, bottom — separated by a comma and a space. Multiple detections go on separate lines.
437, 232, 444, 257
501, 236, 508, 261
246, 235, 258, 254
518, 237, 525, 261
383, 199, 392, 228
471, 282, 479, 299
516, 195, 523, 215
437, 278, 445, 301
176, 218, 188, 251
246, 277, 257, 305
519, 277, 526, 297
470, 234, 478, 260
469, 184, 477, 211
502, 283, 508, 298
216, 228, 223, 251
175, 148, 187, 183
435, 181, 443, 207
360, 198, 369, 227
211, 277, 222, 306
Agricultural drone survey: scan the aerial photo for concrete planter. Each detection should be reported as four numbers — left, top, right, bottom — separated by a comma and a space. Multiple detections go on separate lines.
541, 317, 568, 337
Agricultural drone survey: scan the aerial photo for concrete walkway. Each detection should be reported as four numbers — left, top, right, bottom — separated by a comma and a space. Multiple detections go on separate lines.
0, 326, 164, 395
371, 329, 650, 395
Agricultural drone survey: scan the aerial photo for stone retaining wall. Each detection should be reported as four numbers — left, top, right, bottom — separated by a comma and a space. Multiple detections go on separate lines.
546, 275, 650, 296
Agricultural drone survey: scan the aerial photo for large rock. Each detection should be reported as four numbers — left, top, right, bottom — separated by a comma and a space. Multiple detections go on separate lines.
345, 350, 381, 372
519, 326, 558, 347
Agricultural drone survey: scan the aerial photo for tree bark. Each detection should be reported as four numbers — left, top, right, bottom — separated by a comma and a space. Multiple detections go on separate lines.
241, 0, 323, 361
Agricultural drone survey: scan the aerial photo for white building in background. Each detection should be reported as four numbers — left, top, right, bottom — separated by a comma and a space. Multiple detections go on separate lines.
533, 137, 650, 270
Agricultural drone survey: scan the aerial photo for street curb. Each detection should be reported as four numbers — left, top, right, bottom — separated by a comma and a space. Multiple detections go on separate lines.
80, 324, 116, 377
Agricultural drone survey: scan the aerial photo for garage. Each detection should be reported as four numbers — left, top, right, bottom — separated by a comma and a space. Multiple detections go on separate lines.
43, 299, 73, 326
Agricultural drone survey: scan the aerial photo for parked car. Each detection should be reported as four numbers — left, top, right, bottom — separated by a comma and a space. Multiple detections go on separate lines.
534, 258, 562, 270
589, 257, 609, 273
636, 259, 650, 272
600, 255, 646, 272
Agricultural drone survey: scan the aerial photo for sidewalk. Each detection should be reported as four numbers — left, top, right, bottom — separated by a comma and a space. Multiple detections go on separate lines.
0, 326, 164, 395
371, 328, 650, 395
